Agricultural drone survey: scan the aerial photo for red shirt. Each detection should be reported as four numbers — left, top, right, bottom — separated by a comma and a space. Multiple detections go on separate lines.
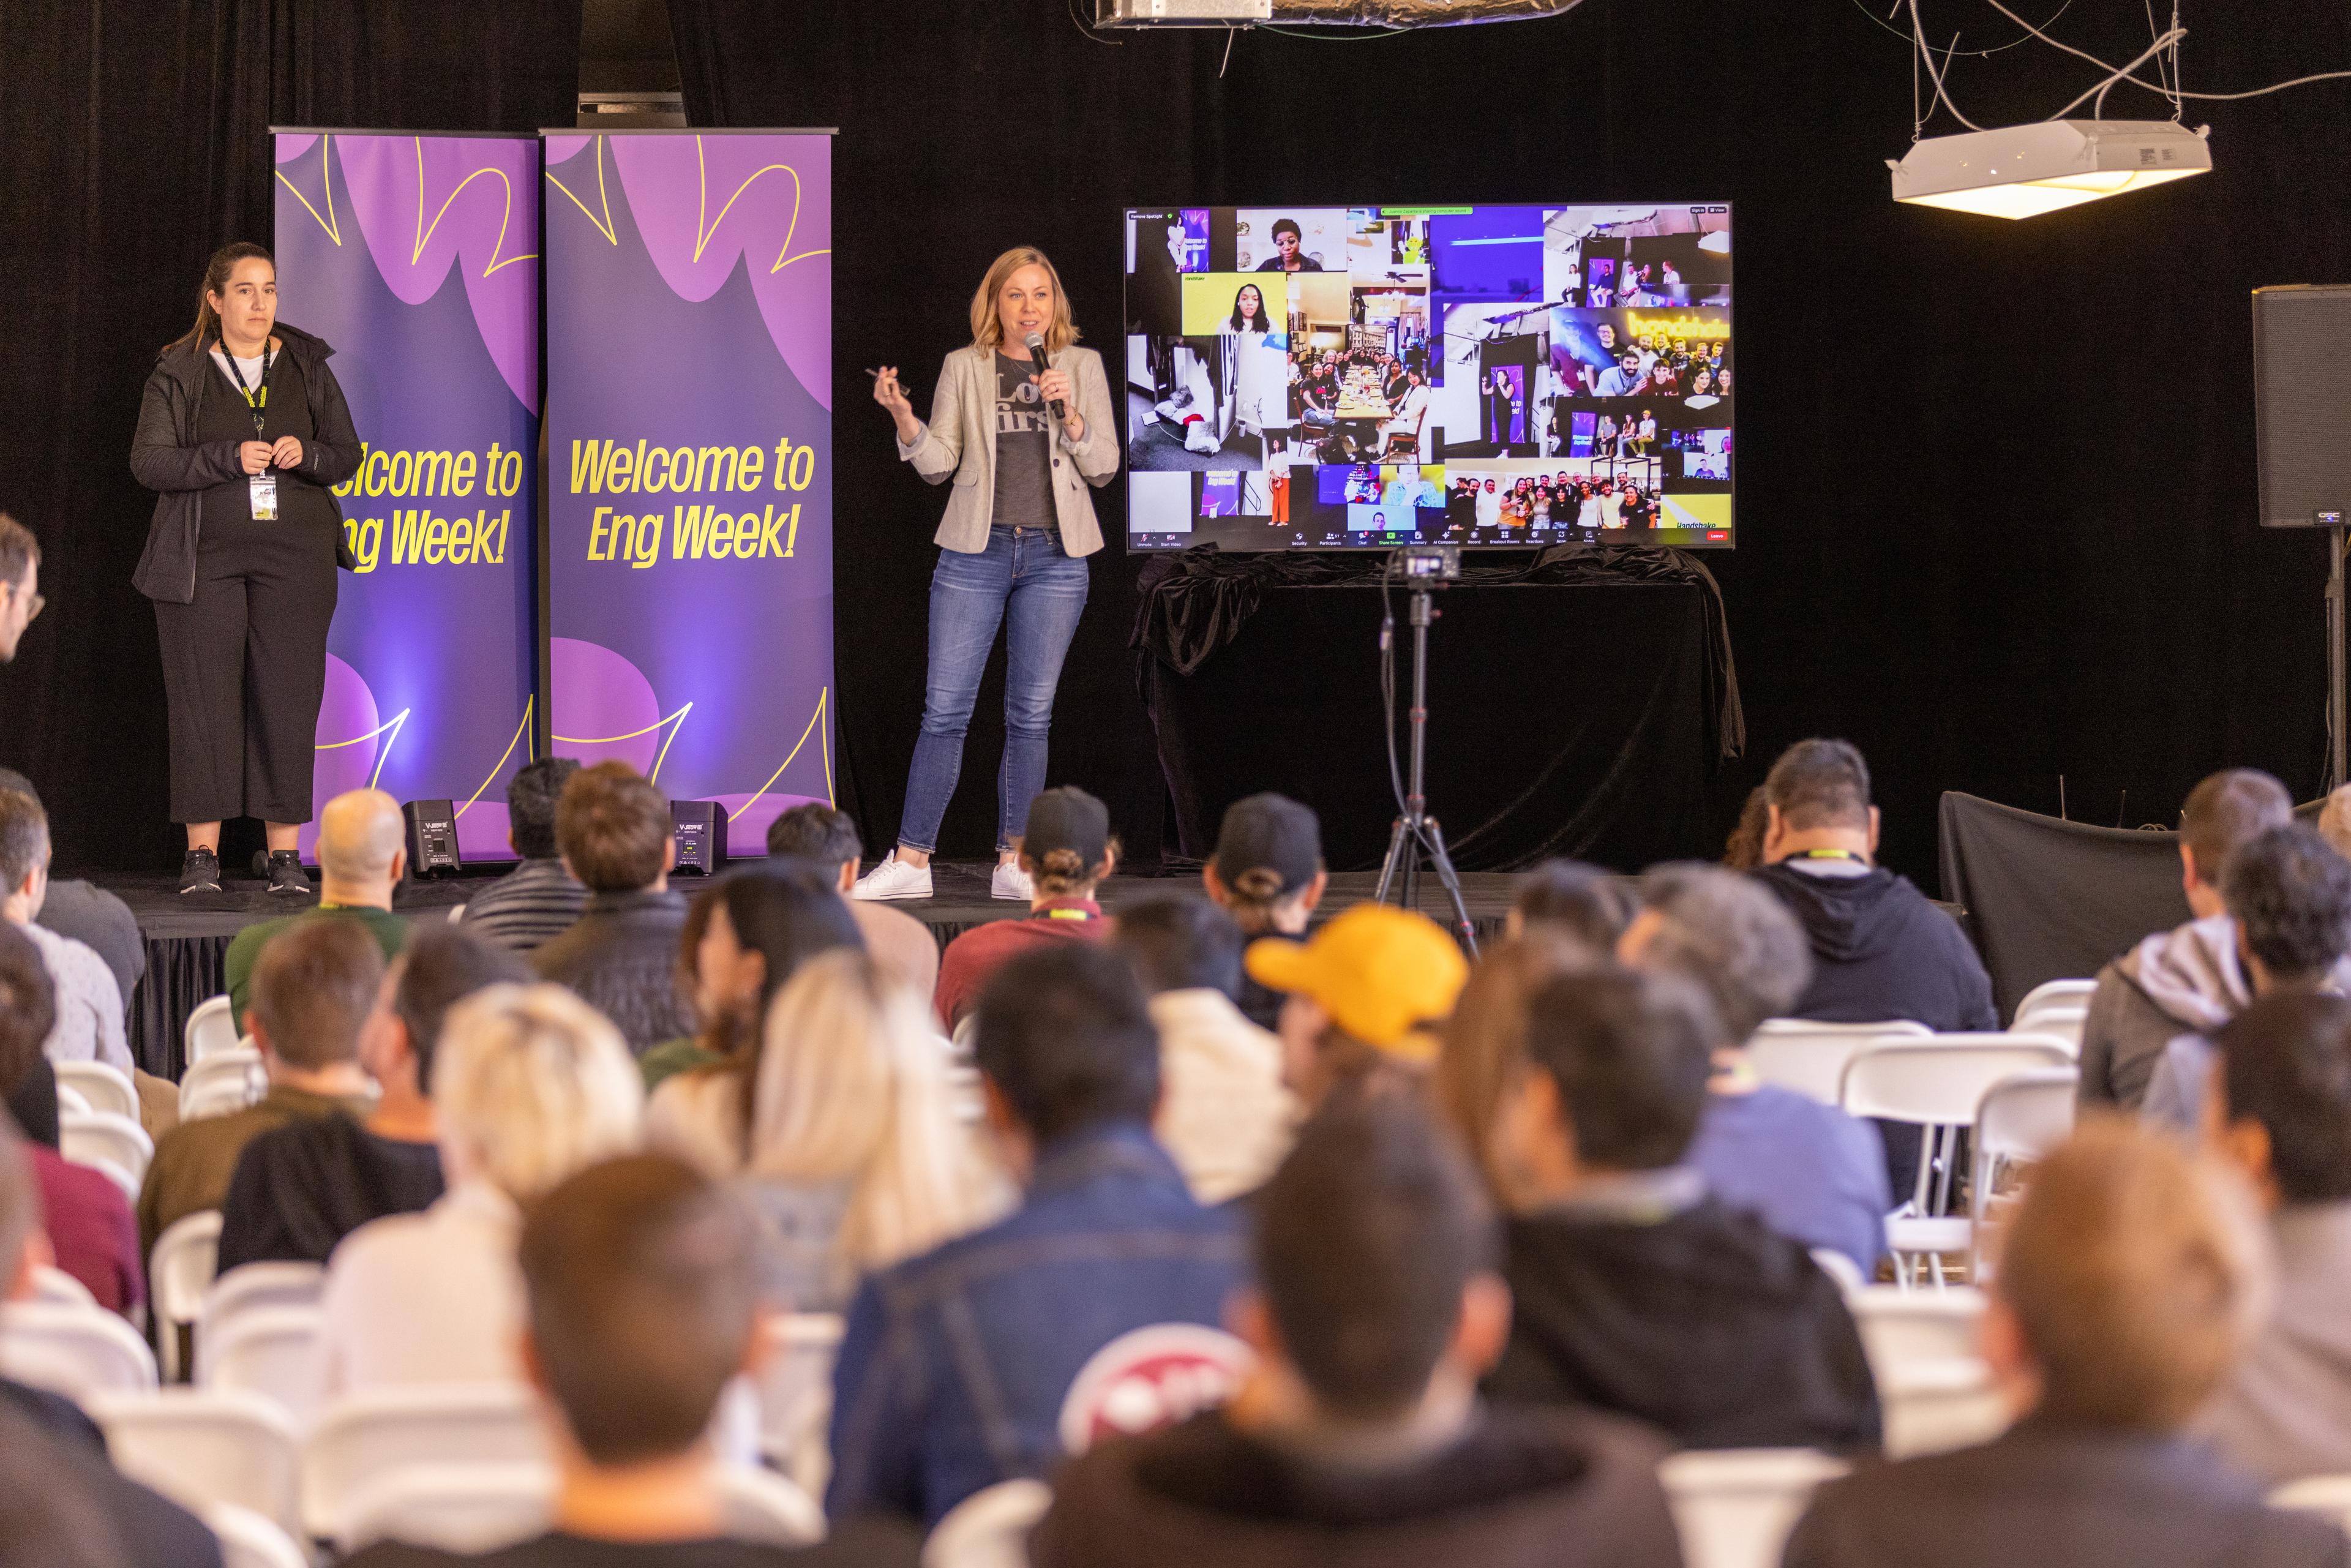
934, 899, 1107, 1030
29, 1146, 143, 1315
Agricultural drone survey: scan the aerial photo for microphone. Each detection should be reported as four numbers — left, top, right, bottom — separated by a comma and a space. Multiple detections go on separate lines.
1025, 332, 1067, 422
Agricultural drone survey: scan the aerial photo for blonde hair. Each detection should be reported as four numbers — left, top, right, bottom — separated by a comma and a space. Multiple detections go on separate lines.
749, 950, 1006, 1280
1433, 932, 1611, 1208
969, 247, 1081, 356
434, 983, 645, 1204
1998, 1115, 2272, 1430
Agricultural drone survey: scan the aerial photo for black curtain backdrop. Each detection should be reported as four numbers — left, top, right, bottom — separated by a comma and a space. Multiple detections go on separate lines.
667, 0, 2351, 890
0, 0, 580, 876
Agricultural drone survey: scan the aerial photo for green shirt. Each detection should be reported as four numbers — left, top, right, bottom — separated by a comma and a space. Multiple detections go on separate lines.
223, 904, 410, 1021
639, 1036, 726, 1093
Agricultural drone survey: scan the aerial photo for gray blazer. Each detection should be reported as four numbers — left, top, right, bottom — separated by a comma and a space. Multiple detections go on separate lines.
896, 343, 1120, 557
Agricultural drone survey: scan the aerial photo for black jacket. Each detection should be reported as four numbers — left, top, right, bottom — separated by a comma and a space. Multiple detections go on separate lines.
216, 1112, 445, 1270
129, 321, 363, 603
531, 888, 694, 1055
1753, 863, 1998, 1033
1490, 1196, 1883, 1454
0, 1378, 224, 1568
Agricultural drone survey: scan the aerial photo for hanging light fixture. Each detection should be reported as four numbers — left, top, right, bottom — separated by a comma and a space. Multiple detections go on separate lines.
1888, 118, 2211, 219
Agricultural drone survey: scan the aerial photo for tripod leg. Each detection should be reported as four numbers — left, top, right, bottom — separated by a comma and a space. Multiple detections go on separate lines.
1374, 815, 1413, 905
1416, 817, 1480, 957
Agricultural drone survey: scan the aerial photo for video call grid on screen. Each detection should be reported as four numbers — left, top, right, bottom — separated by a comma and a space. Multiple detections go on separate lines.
1122, 204, 1733, 553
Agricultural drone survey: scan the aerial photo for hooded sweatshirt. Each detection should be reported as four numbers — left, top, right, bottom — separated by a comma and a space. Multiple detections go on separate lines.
2076, 914, 2248, 1111
1753, 863, 1998, 1033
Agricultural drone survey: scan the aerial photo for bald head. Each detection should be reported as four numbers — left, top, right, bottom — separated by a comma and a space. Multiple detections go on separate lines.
317, 789, 407, 899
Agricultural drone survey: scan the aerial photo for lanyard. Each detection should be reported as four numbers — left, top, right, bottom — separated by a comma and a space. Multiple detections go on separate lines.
218, 337, 273, 438
1796, 848, 1867, 863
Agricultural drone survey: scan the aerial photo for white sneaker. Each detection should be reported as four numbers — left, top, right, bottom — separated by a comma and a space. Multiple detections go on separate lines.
852, 854, 933, 902
991, 860, 1033, 902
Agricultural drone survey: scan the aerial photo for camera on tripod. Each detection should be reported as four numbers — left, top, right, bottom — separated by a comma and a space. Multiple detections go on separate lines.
1394, 544, 1461, 583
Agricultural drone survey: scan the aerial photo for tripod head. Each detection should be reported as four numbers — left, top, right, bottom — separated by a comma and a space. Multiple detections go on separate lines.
1393, 544, 1460, 586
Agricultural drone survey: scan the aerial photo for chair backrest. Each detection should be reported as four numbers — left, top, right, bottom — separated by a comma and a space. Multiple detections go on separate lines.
2009, 1006, 2086, 1054
1839, 1038, 2074, 1127
714, 1466, 826, 1547
89, 1387, 302, 1533
1878, 1357, 2010, 1460
304, 1383, 549, 1541
1974, 1070, 2079, 1167
206, 1502, 310, 1568
1745, 1020, 1933, 1105
54, 1082, 90, 1115
0, 1300, 159, 1397
54, 1060, 138, 1121
1847, 1286, 1987, 1382
198, 1306, 326, 1433
184, 995, 242, 1065
1056, 1324, 1254, 1457
334, 1460, 822, 1557
2012, 978, 2096, 1027
178, 1049, 266, 1122
197, 1261, 325, 1347
59, 1109, 154, 1192
757, 1313, 846, 1496
151, 1210, 225, 1338
1657, 1449, 1850, 1568
31, 1266, 96, 1308
923, 1478, 1056, 1568
1807, 1248, 1865, 1297
2270, 1474, 2351, 1532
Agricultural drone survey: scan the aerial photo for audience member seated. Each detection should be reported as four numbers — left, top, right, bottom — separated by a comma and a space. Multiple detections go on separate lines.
2081, 768, 2295, 1111
1245, 904, 1468, 1115
2200, 992, 2351, 1483
1783, 1118, 2339, 1568
343, 1153, 919, 1568
650, 945, 1000, 1313
0, 1114, 223, 1568
224, 787, 411, 1019
1437, 933, 1607, 1206
0, 928, 138, 1313
1507, 860, 1633, 951
1110, 897, 1295, 1205
458, 757, 587, 955
1031, 1097, 1684, 1568
0, 788, 127, 1076
1623, 864, 1891, 1275
1201, 793, 1327, 1031
138, 917, 381, 1255
767, 804, 940, 1002
0, 769, 143, 1011
1483, 966, 1881, 1451
639, 865, 863, 1093
214, 925, 527, 1270
533, 762, 694, 1054
826, 943, 1246, 1526
933, 787, 1116, 1032
321, 983, 642, 1395
2323, 783, 2351, 861
2144, 823, 2351, 1130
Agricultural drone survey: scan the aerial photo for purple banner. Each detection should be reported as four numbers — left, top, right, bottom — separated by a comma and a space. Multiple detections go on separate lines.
273, 131, 541, 860
542, 132, 833, 841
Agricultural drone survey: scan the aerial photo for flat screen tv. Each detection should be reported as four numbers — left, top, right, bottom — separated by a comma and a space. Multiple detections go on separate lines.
1121, 203, 1733, 552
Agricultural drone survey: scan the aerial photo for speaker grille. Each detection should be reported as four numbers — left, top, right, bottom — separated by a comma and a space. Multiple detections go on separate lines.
2254, 285, 2351, 528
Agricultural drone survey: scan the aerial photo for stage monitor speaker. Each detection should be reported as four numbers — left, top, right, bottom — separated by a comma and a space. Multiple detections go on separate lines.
2253, 285, 2351, 528
402, 800, 462, 879
671, 800, 729, 876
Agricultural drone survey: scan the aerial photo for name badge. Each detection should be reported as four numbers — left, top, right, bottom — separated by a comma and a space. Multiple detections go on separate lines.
249, 474, 279, 521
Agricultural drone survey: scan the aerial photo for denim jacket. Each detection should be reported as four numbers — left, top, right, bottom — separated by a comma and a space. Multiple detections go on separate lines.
825, 1121, 1247, 1526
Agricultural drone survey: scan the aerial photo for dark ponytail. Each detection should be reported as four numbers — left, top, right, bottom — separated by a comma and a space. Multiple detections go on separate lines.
173, 241, 274, 353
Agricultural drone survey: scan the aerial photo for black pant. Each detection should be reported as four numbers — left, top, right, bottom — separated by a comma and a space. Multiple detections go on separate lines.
153, 522, 337, 824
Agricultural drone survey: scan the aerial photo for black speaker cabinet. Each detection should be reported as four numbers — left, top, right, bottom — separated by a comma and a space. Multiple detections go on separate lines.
671, 800, 729, 876
2254, 285, 2351, 528
402, 799, 462, 879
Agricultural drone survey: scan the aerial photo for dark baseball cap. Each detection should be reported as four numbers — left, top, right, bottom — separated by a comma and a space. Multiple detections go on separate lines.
1025, 786, 1109, 868
1212, 793, 1322, 901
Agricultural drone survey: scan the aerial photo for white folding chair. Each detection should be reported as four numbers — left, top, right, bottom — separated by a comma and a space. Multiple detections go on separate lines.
54, 1060, 138, 1121
178, 1048, 266, 1122
1846, 1286, 1986, 1384
757, 1312, 846, 1497
89, 1387, 301, 1533
1657, 1449, 1850, 1568
198, 1306, 326, 1432
31, 1266, 97, 1308
1746, 1019, 1932, 1105
184, 995, 242, 1065
0, 1300, 159, 1397
2270, 1474, 2351, 1532
1879, 1357, 2008, 1458
197, 1261, 326, 1348
59, 1109, 154, 1195
54, 1082, 90, 1114
2008, 1005, 2085, 1054
302, 1383, 549, 1542
150, 1210, 223, 1384
1967, 1068, 2079, 1281
1057, 1324, 1254, 1457
1808, 1248, 1865, 1296
923, 1478, 1055, 1568
334, 1460, 821, 1556
206, 1502, 309, 1568
2011, 978, 2096, 1027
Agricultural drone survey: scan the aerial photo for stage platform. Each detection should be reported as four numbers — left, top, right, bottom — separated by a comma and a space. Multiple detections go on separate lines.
101, 863, 1520, 1078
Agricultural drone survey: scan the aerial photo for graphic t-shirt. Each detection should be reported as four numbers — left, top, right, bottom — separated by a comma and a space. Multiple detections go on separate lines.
992, 353, 1057, 532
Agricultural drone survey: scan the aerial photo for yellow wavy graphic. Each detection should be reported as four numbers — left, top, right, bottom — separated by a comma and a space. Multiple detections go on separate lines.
276, 134, 342, 246
544, 135, 617, 246
553, 701, 694, 785
412, 138, 538, 277
727, 688, 833, 821
692, 136, 833, 274
455, 697, 536, 819
315, 707, 409, 790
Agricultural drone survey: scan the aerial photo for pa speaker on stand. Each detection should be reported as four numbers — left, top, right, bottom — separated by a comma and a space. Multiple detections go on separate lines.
2252, 284, 2351, 792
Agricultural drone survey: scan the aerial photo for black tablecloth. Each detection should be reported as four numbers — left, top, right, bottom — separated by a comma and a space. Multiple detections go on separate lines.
1133, 546, 1743, 872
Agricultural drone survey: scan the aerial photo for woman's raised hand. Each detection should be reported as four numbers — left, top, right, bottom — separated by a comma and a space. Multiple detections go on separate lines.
872, 366, 912, 418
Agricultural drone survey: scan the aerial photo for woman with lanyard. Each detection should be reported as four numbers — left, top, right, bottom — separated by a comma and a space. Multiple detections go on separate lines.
132, 242, 363, 895
860, 247, 1119, 902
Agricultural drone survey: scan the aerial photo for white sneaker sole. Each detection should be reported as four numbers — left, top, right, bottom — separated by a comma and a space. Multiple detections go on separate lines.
853, 877, 932, 902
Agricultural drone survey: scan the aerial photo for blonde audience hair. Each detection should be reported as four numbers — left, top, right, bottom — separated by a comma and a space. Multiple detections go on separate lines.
1998, 1116, 2272, 1430
969, 246, 1081, 355
434, 983, 645, 1205
750, 948, 1006, 1283
1433, 932, 1611, 1208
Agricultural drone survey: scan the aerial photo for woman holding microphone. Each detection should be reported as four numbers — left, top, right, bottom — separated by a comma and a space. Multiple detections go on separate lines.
132, 242, 363, 895
857, 246, 1119, 902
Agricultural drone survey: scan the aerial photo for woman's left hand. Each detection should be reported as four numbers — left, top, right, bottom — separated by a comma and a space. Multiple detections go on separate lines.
1037, 367, 1076, 418
269, 435, 304, 470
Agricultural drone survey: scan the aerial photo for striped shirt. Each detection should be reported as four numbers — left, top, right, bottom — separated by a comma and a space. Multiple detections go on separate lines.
458, 858, 588, 955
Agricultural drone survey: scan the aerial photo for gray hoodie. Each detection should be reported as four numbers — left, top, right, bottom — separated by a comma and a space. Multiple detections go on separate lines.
2077, 913, 2248, 1111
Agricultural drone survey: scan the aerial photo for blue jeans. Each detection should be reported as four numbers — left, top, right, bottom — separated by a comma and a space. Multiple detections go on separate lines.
898, 525, 1089, 853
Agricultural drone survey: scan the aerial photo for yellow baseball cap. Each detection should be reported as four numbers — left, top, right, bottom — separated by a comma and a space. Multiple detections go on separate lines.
1245, 904, 1470, 1061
